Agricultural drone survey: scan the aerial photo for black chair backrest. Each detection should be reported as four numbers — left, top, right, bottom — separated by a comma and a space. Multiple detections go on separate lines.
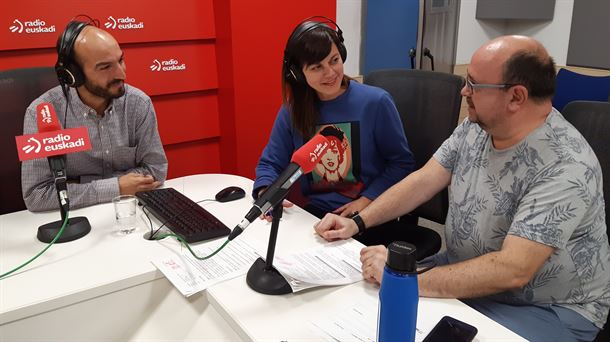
0, 67, 59, 215
562, 100, 610, 238
364, 69, 463, 223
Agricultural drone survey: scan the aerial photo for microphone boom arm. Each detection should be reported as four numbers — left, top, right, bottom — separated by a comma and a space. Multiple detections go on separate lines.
229, 163, 303, 240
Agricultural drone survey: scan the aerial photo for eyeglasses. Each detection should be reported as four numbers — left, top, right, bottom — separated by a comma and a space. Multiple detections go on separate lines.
465, 77, 517, 92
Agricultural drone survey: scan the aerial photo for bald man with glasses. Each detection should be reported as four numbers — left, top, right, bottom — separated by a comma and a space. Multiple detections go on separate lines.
315, 35, 609, 341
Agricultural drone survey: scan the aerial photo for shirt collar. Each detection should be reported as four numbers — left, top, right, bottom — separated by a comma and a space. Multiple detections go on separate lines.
68, 87, 117, 119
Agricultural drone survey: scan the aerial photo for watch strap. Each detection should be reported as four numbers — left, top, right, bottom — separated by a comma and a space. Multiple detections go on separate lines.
350, 212, 366, 236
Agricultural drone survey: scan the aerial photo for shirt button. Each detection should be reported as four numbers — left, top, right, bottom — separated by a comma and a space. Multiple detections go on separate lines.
101, 125, 104, 130
105, 150, 109, 154
83, 113, 88, 117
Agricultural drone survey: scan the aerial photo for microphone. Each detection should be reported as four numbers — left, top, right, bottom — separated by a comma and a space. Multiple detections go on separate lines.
16, 102, 92, 165
228, 134, 330, 240
15, 102, 93, 243
37, 103, 69, 210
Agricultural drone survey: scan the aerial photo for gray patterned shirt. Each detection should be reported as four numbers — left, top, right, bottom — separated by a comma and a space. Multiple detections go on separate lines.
433, 108, 610, 328
22, 84, 168, 211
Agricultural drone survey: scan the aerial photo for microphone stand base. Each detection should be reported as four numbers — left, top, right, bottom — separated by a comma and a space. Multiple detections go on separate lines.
37, 216, 91, 243
246, 257, 292, 295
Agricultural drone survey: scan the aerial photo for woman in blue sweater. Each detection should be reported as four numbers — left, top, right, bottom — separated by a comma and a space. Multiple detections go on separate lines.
254, 16, 415, 245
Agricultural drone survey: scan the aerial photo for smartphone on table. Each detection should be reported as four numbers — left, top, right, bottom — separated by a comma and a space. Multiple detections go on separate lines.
422, 315, 478, 342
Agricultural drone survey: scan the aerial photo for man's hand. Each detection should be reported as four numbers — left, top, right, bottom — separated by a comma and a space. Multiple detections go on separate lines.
360, 245, 387, 284
333, 196, 372, 217
119, 173, 161, 195
314, 213, 359, 241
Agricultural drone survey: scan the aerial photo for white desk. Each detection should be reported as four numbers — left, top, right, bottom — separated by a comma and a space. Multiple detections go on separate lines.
0, 174, 249, 341
204, 190, 526, 341
1, 174, 525, 341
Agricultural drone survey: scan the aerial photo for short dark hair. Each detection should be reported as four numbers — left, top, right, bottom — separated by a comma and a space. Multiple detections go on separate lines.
502, 51, 556, 102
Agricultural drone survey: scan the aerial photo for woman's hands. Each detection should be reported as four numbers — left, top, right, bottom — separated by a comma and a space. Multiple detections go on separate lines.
332, 196, 372, 217
257, 187, 294, 222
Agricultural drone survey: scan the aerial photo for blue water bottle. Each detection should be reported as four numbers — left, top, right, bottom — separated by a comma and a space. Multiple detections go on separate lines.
377, 241, 419, 342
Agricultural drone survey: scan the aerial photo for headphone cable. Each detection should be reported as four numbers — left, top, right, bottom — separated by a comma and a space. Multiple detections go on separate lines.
62, 85, 70, 128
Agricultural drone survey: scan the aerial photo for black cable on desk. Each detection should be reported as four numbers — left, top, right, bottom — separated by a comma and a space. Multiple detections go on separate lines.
141, 199, 230, 260
153, 232, 230, 261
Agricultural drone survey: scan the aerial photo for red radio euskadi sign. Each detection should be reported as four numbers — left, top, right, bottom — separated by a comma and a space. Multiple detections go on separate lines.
15, 127, 91, 161
2, 0, 215, 51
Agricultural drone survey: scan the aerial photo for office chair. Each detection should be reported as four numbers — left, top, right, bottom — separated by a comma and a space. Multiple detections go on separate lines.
552, 68, 610, 112
364, 69, 463, 260
562, 101, 610, 342
0, 67, 59, 215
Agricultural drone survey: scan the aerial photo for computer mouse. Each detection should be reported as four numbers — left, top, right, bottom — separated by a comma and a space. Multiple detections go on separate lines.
215, 186, 246, 203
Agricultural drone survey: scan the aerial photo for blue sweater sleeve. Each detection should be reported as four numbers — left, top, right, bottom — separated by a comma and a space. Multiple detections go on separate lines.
361, 92, 415, 200
253, 107, 296, 198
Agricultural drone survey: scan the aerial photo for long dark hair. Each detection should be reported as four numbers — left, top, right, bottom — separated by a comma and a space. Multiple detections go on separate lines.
282, 24, 350, 138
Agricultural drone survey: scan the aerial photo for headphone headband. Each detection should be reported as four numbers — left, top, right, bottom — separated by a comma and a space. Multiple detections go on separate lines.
287, 16, 344, 48
283, 16, 347, 85
55, 15, 99, 88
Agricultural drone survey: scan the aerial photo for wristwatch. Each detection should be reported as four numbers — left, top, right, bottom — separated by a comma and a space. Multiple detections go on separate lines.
350, 212, 366, 236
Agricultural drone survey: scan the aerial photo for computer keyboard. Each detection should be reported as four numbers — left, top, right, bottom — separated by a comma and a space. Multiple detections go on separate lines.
136, 188, 231, 243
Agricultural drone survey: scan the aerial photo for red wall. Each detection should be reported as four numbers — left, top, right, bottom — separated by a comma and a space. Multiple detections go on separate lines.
1, 0, 336, 180
215, 2, 336, 178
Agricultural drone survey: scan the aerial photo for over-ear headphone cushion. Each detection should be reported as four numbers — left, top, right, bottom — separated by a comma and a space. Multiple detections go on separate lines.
285, 61, 305, 84
55, 62, 85, 87
337, 41, 347, 63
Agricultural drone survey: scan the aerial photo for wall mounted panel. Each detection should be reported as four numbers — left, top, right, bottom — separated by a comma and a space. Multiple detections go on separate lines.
0, 43, 218, 97
124, 42, 218, 96
164, 140, 221, 179
153, 92, 220, 145
1, 0, 215, 51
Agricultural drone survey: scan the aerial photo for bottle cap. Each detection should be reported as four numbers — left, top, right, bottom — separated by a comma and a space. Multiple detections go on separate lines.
386, 241, 417, 274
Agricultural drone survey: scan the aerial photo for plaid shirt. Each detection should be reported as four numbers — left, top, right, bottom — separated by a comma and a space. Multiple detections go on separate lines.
21, 84, 168, 211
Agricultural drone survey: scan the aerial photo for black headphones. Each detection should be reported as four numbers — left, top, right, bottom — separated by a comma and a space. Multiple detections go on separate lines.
55, 15, 99, 88
283, 16, 347, 85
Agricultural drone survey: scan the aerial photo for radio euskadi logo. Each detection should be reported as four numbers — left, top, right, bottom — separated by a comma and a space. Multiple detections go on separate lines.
9, 18, 56, 34
22, 137, 41, 154
40, 104, 53, 124
41, 133, 86, 153
150, 58, 187, 72
104, 16, 144, 30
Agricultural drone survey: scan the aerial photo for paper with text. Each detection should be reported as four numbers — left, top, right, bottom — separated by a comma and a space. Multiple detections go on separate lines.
152, 238, 258, 297
310, 294, 431, 342
270, 240, 363, 292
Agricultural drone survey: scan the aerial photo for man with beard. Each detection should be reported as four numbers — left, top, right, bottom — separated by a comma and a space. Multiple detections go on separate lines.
21, 18, 167, 211
314, 35, 609, 341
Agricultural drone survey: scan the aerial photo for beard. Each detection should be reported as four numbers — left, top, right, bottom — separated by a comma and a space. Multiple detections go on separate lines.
84, 79, 125, 100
